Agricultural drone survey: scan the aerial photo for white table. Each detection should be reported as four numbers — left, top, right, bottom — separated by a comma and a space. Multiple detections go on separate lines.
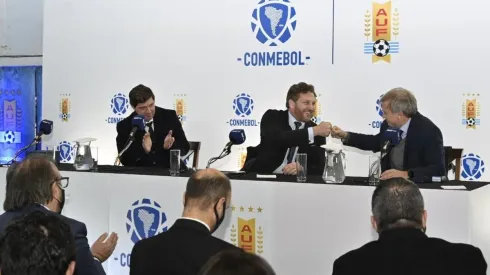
0, 167, 489, 275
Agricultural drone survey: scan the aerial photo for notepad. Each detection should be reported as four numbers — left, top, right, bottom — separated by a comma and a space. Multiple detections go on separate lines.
441, 185, 467, 190
257, 174, 277, 179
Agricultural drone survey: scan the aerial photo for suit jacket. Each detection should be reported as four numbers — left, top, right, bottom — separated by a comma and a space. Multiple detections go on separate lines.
129, 219, 240, 275
345, 112, 445, 181
0, 204, 105, 275
246, 109, 326, 175
332, 228, 487, 275
116, 106, 190, 167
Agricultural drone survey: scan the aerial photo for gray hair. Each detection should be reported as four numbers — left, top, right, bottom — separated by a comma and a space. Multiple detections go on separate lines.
381, 87, 418, 117
371, 178, 425, 232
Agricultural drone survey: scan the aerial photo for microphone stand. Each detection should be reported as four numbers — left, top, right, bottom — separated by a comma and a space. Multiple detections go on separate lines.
114, 137, 135, 166
3, 137, 40, 165
206, 146, 232, 168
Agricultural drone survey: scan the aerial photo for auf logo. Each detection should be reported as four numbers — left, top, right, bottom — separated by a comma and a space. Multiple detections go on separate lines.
461, 153, 485, 180
252, 0, 297, 46
126, 198, 168, 244
57, 141, 74, 163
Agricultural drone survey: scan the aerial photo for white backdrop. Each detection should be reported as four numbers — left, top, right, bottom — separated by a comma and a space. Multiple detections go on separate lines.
41, 0, 489, 181
1, 168, 488, 275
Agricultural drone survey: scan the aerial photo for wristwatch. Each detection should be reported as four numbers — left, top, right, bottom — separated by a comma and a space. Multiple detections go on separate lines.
407, 169, 414, 178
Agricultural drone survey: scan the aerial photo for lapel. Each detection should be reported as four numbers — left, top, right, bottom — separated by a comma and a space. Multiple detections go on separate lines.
282, 110, 291, 131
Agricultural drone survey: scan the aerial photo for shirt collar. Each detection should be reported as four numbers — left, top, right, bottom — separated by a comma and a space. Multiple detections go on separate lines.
399, 118, 411, 138
288, 112, 305, 130
179, 217, 210, 231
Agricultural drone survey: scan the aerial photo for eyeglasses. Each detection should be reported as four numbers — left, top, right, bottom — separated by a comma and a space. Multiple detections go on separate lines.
52, 177, 69, 189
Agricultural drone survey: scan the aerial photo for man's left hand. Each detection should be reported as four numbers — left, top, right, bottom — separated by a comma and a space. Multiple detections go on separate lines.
282, 163, 297, 175
380, 169, 408, 180
163, 130, 175, 149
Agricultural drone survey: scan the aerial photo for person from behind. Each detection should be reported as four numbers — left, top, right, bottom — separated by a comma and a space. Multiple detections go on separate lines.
0, 156, 118, 275
332, 178, 487, 275
0, 211, 76, 275
198, 250, 276, 275
331, 88, 445, 181
116, 84, 190, 167
130, 168, 241, 275
243, 82, 331, 175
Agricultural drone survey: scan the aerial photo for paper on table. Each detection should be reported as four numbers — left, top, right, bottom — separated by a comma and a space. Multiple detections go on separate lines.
257, 174, 277, 179
441, 185, 467, 190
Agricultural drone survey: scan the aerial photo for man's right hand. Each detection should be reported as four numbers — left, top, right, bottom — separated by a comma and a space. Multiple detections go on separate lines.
91, 232, 118, 263
313, 122, 332, 137
331, 126, 347, 139
143, 133, 152, 153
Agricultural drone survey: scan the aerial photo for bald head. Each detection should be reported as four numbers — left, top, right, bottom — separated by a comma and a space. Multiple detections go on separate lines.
184, 168, 231, 211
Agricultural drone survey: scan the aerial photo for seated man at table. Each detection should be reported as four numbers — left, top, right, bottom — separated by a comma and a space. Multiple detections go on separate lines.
332, 178, 487, 275
243, 82, 332, 175
331, 87, 445, 182
116, 84, 190, 167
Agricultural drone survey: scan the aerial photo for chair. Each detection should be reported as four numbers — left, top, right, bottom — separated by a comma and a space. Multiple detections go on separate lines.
181, 141, 201, 169
444, 146, 463, 180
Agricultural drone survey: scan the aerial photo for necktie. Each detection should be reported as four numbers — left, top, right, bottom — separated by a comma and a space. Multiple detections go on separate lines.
398, 129, 404, 140
146, 121, 154, 138
286, 122, 302, 164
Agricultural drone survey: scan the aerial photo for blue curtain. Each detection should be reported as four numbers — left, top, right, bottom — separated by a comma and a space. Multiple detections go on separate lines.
0, 66, 41, 163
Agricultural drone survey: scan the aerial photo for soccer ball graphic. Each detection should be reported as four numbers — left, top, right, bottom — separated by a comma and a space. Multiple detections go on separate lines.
4, 131, 15, 144
373, 39, 390, 57
467, 118, 476, 126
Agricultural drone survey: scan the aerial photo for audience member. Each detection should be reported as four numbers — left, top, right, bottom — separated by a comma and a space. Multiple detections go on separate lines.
332, 178, 487, 275
198, 250, 276, 275
0, 211, 76, 275
130, 168, 241, 275
0, 156, 118, 275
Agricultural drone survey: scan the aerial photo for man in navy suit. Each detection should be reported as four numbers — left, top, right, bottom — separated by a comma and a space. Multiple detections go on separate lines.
0, 156, 118, 275
332, 88, 445, 181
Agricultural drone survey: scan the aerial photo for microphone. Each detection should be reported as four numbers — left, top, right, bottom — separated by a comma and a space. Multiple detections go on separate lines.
206, 129, 246, 168
6, 120, 54, 164
129, 115, 145, 141
114, 115, 145, 165
381, 127, 401, 159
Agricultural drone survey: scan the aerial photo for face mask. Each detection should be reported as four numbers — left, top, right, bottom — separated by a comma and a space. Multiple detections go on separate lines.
53, 188, 65, 214
211, 199, 226, 234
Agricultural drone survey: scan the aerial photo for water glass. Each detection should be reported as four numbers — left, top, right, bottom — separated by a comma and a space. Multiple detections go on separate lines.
296, 153, 307, 182
170, 149, 180, 176
368, 155, 381, 186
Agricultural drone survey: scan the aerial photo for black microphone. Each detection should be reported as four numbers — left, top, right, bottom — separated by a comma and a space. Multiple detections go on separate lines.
129, 115, 145, 140
6, 120, 54, 164
206, 129, 246, 168
380, 127, 400, 159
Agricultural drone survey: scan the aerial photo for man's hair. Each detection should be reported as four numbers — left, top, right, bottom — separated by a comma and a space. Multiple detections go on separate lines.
129, 84, 155, 108
0, 211, 76, 275
3, 156, 57, 211
5, 162, 18, 188
198, 250, 276, 275
371, 178, 425, 232
285, 82, 317, 108
381, 87, 418, 117
184, 169, 231, 211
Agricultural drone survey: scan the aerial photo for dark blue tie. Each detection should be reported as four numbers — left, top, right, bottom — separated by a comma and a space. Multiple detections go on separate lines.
286, 122, 302, 164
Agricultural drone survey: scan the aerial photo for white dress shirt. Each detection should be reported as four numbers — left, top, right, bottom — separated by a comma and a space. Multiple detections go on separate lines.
399, 118, 411, 139
145, 119, 154, 133
273, 112, 315, 173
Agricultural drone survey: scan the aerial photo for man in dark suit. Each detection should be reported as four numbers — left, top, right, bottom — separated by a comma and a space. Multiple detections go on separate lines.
0, 156, 118, 275
116, 84, 190, 167
244, 82, 332, 175
332, 88, 445, 181
129, 168, 241, 275
332, 178, 487, 275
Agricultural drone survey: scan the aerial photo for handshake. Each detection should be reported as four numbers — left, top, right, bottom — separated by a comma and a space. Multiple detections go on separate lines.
313, 122, 347, 139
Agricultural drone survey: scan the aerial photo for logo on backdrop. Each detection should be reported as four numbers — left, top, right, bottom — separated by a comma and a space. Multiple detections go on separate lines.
0, 91, 23, 149
364, 1, 400, 63
57, 141, 74, 163
59, 94, 71, 122
310, 94, 322, 124
173, 94, 187, 124
106, 93, 129, 124
368, 94, 384, 128
115, 198, 168, 267
227, 93, 259, 127
461, 93, 480, 129
238, 0, 309, 67
229, 204, 265, 255
461, 153, 485, 180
